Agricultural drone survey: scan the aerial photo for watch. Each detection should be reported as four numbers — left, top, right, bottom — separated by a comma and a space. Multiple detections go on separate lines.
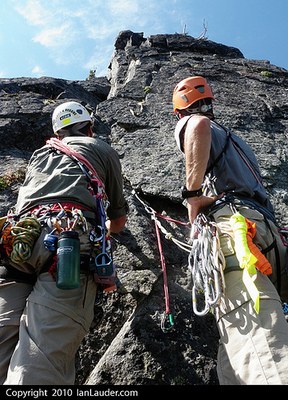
181, 185, 203, 199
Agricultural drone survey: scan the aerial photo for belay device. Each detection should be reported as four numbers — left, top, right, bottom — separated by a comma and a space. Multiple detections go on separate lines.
47, 138, 117, 292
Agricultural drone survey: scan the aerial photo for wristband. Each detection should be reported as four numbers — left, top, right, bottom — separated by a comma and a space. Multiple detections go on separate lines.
181, 186, 203, 199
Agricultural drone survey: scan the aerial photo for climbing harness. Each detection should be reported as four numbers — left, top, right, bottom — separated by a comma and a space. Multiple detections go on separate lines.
188, 213, 226, 316
210, 195, 284, 290
203, 160, 284, 314
133, 187, 288, 324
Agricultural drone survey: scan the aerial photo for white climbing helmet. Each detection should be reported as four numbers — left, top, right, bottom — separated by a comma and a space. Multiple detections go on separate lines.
52, 101, 92, 133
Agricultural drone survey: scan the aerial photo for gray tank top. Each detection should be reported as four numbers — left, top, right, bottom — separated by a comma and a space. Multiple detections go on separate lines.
206, 120, 274, 213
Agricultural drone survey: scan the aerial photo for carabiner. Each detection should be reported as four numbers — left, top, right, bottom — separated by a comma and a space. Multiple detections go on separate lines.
192, 285, 210, 316
95, 252, 112, 269
207, 269, 221, 306
160, 312, 174, 333
90, 225, 104, 242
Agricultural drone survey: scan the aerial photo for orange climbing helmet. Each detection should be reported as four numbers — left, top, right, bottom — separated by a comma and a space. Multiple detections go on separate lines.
172, 76, 214, 112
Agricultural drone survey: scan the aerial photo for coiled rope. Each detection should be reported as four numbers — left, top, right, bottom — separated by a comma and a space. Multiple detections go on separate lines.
1, 223, 14, 257
10, 217, 42, 264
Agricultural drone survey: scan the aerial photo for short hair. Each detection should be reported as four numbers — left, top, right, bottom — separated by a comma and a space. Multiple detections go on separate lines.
56, 121, 91, 139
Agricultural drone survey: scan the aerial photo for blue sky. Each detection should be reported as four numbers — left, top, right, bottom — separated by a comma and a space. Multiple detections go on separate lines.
0, 0, 287, 81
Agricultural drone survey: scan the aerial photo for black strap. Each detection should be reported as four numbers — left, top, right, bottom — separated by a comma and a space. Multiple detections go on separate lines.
273, 241, 282, 294
259, 236, 281, 293
205, 126, 231, 174
262, 239, 277, 255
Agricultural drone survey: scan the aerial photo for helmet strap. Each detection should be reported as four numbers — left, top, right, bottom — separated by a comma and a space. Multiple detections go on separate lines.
178, 99, 214, 119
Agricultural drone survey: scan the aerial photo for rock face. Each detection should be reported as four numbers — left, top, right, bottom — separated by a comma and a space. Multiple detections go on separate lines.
0, 31, 287, 385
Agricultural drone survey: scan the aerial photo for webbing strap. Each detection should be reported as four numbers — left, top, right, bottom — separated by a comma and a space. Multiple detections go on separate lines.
262, 239, 277, 255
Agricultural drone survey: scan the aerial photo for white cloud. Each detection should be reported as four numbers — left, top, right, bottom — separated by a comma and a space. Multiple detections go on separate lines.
84, 45, 114, 73
11, 0, 186, 77
3, 0, 286, 80
109, 0, 139, 15
14, 0, 55, 26
32, 65, 45, 76
33, 23, 74, 48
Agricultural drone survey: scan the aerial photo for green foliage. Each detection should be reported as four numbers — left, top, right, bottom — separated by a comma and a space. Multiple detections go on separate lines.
144, 86, 151, 94
260, 70, 273, 77
0, 170, 26, 191
87, 69, 96, 81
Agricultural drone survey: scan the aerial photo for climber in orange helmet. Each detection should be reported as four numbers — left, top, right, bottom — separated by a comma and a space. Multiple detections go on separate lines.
172, 75, 288, 385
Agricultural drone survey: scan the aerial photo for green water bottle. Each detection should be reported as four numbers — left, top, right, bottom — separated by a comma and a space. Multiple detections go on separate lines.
56, 230, 80, 289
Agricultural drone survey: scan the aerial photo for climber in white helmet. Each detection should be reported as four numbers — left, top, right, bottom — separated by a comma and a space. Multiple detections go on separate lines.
0, 101, 128, 385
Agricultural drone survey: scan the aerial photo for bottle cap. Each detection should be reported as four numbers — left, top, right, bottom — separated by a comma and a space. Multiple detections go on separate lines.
59, 230, 79, 239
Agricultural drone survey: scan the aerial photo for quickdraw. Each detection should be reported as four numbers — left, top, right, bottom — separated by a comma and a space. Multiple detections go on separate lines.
188, 213, 226, 316
133, 191, 227, 322
133, 190, 191, 332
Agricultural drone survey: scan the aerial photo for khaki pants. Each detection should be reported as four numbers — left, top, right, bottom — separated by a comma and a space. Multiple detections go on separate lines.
0, 272, 96, 385
212, 205, 288, 385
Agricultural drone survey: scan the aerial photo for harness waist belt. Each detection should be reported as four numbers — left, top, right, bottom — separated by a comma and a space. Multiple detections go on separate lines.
0, 265, 36, 284
23, 202, 97, 221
